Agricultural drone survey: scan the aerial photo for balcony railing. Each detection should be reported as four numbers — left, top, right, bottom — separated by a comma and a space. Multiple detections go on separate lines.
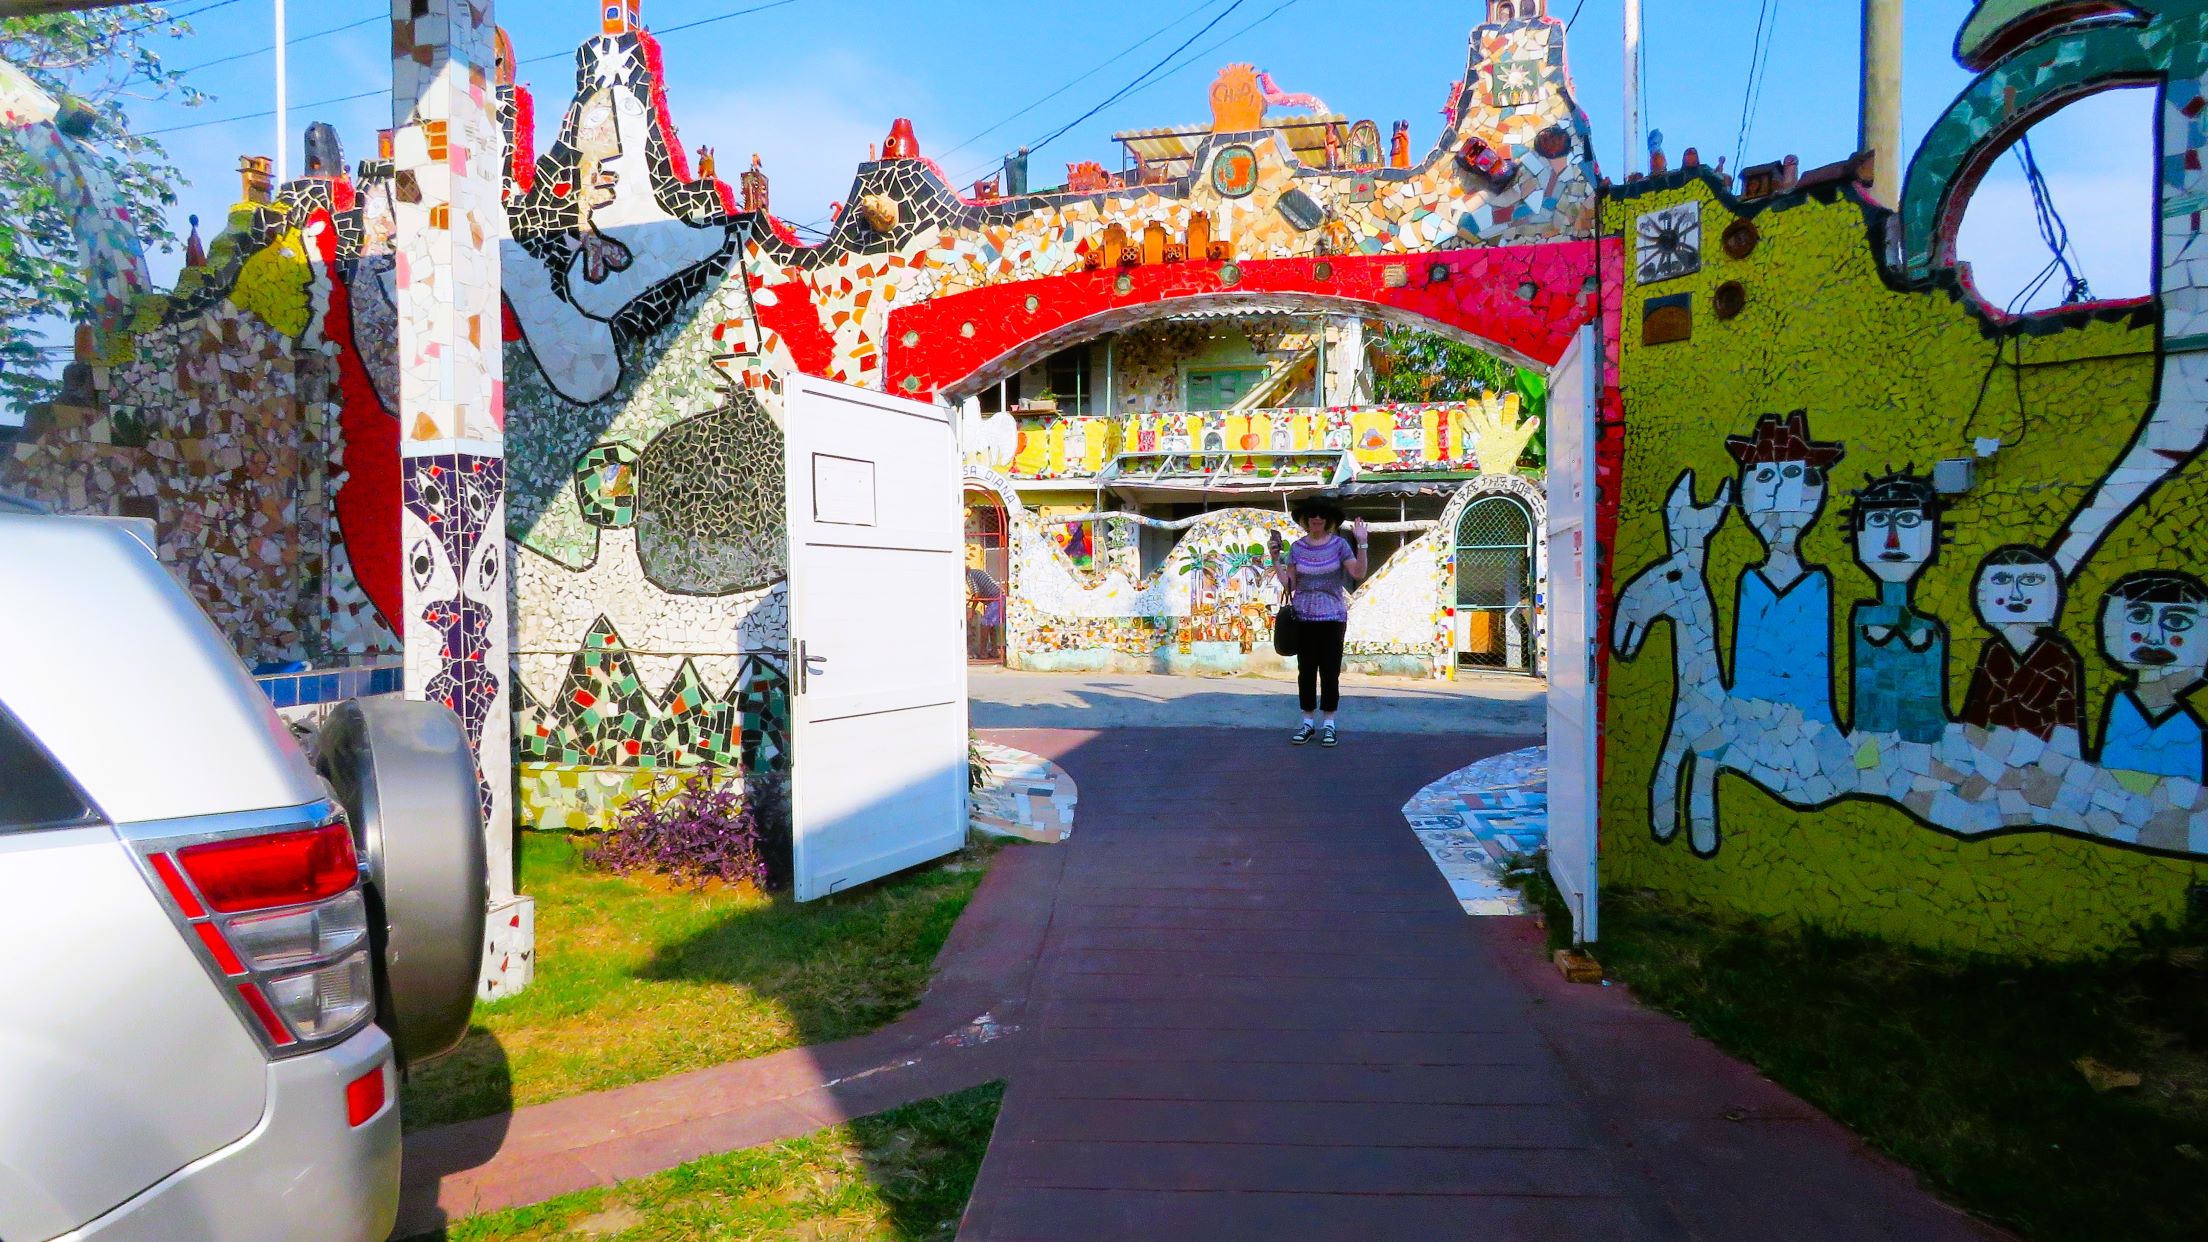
1005, 401, 1493, 481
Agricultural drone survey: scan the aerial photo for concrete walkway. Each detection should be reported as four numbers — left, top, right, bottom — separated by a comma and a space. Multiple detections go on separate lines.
958, 728, 2008, 1242
398, 725, 2008, 1241
970, 666, 1545, 735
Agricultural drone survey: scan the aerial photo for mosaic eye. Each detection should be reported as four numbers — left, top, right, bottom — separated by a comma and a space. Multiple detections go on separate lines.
1664, 569, 1683, 583
2166, 610, 2197, 633
1893, 511, 1923, 528
2019, 572, 2047, 587
1990, 570, 2014, 585
409, 538, 437, 589
2127, 603, 2156, 625
1781, 464, 1801, 480
477, 544, 501, 592
1755, 466, 1775, 483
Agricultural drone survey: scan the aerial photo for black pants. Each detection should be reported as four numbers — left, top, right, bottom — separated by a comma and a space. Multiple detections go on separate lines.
1296, 620, 1347, 713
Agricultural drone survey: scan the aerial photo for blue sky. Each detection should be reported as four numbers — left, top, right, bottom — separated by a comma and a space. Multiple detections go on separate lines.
54, 0, 2168, 374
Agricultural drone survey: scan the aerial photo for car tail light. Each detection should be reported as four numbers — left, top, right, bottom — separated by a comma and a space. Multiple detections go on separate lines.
267, 951, 375, 1038
227, 890, 369, 970
131, 807, 378, 1057
175, 824, 358, 913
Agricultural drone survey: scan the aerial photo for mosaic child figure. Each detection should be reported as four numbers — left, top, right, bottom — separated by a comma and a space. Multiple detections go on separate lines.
1958, 546, 2085, 746
1723, 411, 1845, 724
2095, 570, 2208, 783
1845, 470, 1949, 743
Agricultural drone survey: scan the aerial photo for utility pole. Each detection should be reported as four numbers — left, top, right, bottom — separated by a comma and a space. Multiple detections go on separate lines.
1624, 0, 1642, 177
1860, 0, 1903, 201
273, 0, 287, 184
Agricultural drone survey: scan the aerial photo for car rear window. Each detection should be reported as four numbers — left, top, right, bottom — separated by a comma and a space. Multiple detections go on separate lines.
0, 703, 102, 832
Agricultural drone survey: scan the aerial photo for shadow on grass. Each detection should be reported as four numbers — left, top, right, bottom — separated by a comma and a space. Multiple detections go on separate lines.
413, 1082, 1005, 1242
1593, 888, 2208, 1242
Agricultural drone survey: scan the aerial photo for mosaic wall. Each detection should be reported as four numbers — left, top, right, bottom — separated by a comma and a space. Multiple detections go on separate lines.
484, 0, 1606, 822
16, 1, 1608, 833
0, 190, 402, 668
964, 467, 1503, 678
1599, 0, 2208, 957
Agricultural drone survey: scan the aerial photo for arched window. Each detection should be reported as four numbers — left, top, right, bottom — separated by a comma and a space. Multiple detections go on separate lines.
964, 493, 1010, 663
1454, 494, 1537, 673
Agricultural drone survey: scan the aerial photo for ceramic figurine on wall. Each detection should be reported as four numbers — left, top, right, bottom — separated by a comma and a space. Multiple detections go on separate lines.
1725, 411, 1844, 724
1958, 546, 2085, 745
2095, 570, 2208, 782
1845, 470, 1949, 743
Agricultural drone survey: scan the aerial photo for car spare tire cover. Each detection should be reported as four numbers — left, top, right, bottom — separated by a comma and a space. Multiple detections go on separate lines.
315, 698, 487, 1068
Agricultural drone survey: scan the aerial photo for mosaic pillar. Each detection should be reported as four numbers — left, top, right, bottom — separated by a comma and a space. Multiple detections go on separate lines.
391, 0, 532, 997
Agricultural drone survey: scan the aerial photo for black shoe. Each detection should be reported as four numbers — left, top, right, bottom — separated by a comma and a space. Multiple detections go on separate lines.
1290, 724, 1316, 746
1319, 724, 1338, 747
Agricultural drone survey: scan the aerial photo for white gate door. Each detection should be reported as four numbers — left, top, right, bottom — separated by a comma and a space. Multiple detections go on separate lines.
1544, 325, 1600, 942
785, 374, 969, 901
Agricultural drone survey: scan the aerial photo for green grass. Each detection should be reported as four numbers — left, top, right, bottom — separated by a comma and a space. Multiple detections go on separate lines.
1575, 880, 2208, 1242
429, 1082, 1004, 1241
401, 832, 992, 1131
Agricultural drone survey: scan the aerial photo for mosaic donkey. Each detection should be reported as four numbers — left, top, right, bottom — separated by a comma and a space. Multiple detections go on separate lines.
1612, 469, 2208, 859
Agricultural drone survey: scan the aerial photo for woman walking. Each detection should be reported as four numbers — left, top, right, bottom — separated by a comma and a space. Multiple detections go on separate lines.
1271, 498, 1368, 747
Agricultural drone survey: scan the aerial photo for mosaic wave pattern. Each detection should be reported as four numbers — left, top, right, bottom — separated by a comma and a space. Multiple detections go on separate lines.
1402, 746, 1548, 915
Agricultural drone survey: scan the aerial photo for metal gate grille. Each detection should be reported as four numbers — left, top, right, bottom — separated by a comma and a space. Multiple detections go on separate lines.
1454, 496, 1536, 673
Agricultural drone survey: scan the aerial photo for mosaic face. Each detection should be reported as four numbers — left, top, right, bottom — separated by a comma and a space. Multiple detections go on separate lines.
1974, 556, 2059, 629
2102, 591, 2206, 685
1738, 459, 1825, 549
1854, 504, 1934, 584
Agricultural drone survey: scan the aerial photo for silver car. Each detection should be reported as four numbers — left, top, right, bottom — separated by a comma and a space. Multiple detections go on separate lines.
0, 513, 487, 1241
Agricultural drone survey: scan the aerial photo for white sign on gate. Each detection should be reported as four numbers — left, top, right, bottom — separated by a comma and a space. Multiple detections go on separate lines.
1545, 326, 1600, 942
784, 375, 970, 901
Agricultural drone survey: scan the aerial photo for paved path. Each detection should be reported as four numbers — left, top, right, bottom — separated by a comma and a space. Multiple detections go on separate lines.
958, 728, 2009, 1242
970, 666, 1545, 735
398, 725, 2008, 1241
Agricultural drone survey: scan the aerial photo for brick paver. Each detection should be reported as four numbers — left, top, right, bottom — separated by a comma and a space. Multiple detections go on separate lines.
960, 728, 2010, 1242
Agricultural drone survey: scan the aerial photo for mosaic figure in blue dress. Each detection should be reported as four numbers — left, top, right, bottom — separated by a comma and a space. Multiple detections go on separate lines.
1845, 470, 1949, 743
1723, 411, 1846, 724
2095, 570, 2208, 783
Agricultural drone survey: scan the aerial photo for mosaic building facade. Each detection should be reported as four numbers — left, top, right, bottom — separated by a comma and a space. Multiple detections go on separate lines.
24, 0, 2207, 961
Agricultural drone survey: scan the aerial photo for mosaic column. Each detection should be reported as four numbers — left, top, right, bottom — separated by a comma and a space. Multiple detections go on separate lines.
391, 0, 532, 997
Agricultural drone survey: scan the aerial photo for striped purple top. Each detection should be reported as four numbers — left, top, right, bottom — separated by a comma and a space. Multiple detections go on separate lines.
1289, 534, 1355, 622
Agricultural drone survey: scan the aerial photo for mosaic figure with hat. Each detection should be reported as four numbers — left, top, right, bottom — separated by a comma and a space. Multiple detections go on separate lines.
1724, 411, 1845, 724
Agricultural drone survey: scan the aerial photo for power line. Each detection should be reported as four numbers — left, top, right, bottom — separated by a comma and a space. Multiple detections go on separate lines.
1112, 0, 1306, 113
518, 0, 807, 65
140, 85, 383, 137
107, 0, 244, 44
954, 0, 1303, 189
936, 0, 1239, 164
1018, 0, 1249, 164
173, 12, 381, 76
1732, 0, 1779, 175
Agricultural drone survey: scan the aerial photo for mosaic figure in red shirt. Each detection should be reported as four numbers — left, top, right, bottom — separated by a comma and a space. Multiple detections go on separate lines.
1958, 545, 2085, 747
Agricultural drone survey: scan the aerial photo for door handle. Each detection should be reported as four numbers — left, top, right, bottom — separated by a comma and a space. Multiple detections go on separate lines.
799, 641, 827, 693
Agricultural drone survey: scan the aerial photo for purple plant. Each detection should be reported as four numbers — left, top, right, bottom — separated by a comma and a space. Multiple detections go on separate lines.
587, 765, 769, 890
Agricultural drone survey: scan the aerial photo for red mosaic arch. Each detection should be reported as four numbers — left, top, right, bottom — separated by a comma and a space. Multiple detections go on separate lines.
883, 243, 1618, 401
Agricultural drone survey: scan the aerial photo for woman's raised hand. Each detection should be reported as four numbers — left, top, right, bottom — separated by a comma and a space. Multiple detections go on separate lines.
1351, 517, 1368, 544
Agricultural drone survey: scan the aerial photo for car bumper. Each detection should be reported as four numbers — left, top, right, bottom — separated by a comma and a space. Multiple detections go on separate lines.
54, 1025, 398, 1242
